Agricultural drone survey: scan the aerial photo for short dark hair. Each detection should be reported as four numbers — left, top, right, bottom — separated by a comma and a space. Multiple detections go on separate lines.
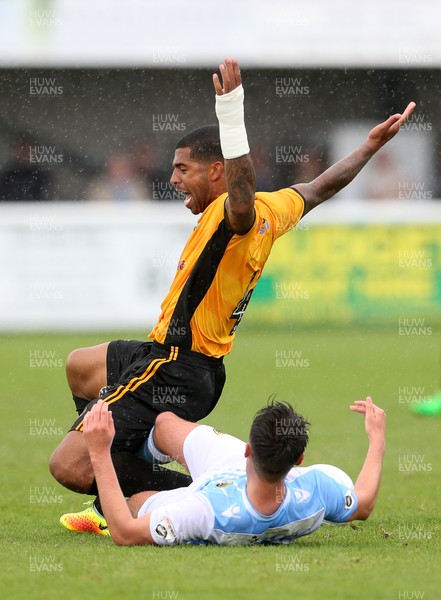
175, 125, 223, 163
249, 398, 310, 482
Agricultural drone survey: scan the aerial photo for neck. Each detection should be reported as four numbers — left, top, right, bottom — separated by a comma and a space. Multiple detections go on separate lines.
211, 178, 227, 202
246, 472, 286, 517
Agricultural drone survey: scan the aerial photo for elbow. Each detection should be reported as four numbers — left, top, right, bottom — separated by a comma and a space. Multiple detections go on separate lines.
352, 501, 375, 521
113, 538, 129, 547
110, 525, 152, 547
111, 533, 131, 546
111, 532, 142, 547
354, 508, 371, 521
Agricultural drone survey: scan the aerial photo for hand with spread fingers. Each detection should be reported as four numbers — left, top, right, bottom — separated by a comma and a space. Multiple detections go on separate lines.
213, 57, 242, 96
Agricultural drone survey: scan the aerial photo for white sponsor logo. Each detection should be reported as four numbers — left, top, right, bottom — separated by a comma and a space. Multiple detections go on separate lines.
221, 504, 241, 519
293, 489, 311, 503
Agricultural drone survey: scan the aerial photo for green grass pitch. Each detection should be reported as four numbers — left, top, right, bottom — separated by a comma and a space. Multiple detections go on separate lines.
1, 325, 440, 599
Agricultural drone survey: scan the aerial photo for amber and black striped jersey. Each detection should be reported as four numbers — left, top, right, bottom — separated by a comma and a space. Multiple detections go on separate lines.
149, 188, 305, 358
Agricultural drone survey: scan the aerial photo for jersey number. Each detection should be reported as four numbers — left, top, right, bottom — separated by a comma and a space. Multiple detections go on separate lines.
229, 289, 254, 335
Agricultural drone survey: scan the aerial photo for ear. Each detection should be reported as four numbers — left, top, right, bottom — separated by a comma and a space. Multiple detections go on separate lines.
244, 442, 251, 458
295, 453, 304, 466
209, 161, 225, 182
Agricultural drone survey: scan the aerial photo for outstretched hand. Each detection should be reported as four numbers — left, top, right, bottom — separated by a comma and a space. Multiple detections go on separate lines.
366, 102, 416, 152
83, 400, 115, 456
350, 396, 386, 443
213, 57, 242, 96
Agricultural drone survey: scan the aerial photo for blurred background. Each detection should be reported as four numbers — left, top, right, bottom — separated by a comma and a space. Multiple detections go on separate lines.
2, 6, 440, 596
0, 0, 440, 331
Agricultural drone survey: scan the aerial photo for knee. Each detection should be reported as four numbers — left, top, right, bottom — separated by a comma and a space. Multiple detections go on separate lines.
49, 448, 67, 486
155, 411, 176, 427
66, 347, 100, 399
65, 348, 85, 387
49, 445, 91, 494
66, 344, 108, 400
49, 447, 71, 486
155, 411, 177, 439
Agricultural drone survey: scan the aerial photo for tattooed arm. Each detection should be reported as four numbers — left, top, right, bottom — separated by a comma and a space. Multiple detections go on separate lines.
295, 102, 416, 217
213, 58, 256, 234
223, 155, 256, 234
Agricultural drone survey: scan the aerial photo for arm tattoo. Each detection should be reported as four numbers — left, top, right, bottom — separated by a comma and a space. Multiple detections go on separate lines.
225, 155, 256, 233
226, 155, 256, 205
313, 144, 373, 202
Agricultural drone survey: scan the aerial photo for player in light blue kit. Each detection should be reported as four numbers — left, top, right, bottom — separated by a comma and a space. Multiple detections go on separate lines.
80, 396, 386, 546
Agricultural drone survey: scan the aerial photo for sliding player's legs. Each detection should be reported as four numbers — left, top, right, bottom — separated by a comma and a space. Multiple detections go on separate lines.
134, 419, 246, 520
154, 412, 246, 480
65, 339, 152, 414
182, 425, 246, 480
153, 411, 200, 468
51, 342, 225, 492
49, 431, 92, 493
66, 343, 109, 401
51, 339, 154, 492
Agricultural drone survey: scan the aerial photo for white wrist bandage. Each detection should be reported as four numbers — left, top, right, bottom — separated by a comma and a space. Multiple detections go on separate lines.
215, 84, 250, 159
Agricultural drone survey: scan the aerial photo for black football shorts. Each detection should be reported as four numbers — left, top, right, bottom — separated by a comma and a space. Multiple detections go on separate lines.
69, 340, 226, 453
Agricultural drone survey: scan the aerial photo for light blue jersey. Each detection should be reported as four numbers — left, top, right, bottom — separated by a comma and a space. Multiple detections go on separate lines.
146, 463, 358, 546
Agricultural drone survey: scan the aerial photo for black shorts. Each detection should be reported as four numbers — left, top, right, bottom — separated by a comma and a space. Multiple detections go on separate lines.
70, 340, 226, 453
106, 339, 154, 388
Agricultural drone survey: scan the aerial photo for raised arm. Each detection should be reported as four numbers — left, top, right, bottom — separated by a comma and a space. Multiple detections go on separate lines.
83, 401, 154, 546
348, 396, 386, 521
295, 102, 416, 216
213, 58, 256, 234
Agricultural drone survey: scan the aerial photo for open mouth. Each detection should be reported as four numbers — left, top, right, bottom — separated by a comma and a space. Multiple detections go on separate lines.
175, 187, 193, 209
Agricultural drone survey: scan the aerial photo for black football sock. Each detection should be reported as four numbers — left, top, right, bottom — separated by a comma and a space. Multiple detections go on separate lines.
88, 452, 192, 514
111, 452, 192, 496
72, 395, 89, 416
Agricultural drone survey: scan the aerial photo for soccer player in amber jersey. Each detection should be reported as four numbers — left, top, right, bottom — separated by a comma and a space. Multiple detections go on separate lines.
50, 59, 414, 533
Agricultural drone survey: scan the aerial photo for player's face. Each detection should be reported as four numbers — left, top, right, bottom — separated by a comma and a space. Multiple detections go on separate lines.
170, 148, 213, 215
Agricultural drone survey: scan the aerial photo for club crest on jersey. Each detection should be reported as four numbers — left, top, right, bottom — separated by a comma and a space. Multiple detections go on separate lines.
177, 259, 186, 270
259, 218, 270, 234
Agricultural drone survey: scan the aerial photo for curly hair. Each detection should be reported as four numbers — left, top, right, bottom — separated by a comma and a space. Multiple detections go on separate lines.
176, 125, 223, 163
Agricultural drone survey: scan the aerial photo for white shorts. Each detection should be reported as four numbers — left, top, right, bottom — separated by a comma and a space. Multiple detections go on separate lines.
184, 424, 246, 479
138, 425, 246, 516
